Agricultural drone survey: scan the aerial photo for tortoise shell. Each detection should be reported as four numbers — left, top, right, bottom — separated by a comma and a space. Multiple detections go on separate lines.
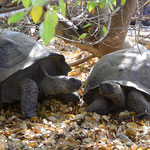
83, 48, 150, 104
0, 29, 63, 82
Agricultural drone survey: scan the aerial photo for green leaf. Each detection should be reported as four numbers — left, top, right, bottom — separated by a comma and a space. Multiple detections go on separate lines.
87, 1, 98, 13
32, 0, 46, 7
74, 1, 80, 7
112, 0, 116, 6
40, 21, 55, 45
45, 10, 58, 26
121, 0, 126, 5
102, 26, 107, 34
17, 0, 22, 5
22, 0, 32, 10
82, 23, 92, 29
110, 0, 116, 6
78, 33, 87, 40
107, 2, 114, 10
99, 0, 106, 8
8, 12, 25, 24
51, 5, 59, 12
40, 10, 58, 45
59, 0, 66, 16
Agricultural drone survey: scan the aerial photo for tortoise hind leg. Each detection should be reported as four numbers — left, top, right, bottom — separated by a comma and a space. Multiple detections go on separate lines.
20, 78, 39, 119
86, 96, 111, 115
127, 90, 150, 119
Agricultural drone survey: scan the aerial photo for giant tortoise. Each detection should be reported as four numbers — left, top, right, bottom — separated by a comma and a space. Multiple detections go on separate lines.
0, 29, 81, 119
83, 47, 150, 118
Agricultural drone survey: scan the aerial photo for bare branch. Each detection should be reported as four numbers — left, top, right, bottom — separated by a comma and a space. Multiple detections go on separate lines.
55, 2, 123, 46
0, 5, 24, 18
69, 54, 94, 67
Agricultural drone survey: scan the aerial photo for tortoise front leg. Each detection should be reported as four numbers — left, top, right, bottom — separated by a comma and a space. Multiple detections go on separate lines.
99, 82, 126, 108
20, 78, 39, 119
86, 96, 111, 115
55, 92, 80, 104
127, 90, 150, 119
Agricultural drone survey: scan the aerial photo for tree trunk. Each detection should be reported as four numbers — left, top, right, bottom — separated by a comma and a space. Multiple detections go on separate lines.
56, 0, 137, 57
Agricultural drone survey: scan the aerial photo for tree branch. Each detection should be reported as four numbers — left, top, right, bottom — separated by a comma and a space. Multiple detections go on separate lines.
0, 4, 24, 14
69, 54, 94, 67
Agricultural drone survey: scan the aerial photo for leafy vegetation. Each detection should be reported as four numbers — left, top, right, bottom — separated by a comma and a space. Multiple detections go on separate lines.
8, 0, 126, 44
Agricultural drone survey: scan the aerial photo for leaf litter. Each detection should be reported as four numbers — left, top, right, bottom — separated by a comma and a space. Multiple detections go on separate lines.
0, 39, 150, 150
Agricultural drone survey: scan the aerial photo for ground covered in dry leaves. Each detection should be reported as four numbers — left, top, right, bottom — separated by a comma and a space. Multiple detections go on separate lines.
0, 39, 150, 150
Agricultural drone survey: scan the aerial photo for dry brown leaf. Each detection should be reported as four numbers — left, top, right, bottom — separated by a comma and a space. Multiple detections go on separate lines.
125, 129, 136, 137
28, 141, 38, 148
126, 122, 138, 129
131, 144, 138, 150
146, 42, 150, 49
137, 147, 148, 150
0, 38, 149, 149
30, 117, 38, 122
102, 115, 110, 121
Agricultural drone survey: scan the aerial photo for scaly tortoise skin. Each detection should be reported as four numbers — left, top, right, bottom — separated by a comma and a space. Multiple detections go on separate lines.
83, 48, 150, 119
0, 29, 81, 119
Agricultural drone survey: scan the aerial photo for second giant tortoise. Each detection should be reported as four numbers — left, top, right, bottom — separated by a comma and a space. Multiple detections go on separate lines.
0, 29, 81, 119
83, 48, 150, 118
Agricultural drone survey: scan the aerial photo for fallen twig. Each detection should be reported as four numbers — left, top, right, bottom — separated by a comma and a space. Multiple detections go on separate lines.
69, 53, 94, 67
120, 111, 150, 120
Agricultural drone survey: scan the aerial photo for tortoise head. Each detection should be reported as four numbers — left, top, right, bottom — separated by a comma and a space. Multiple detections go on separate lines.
38, 52, 82, 95
40, 75, 82, 95
46, 53, 71, 76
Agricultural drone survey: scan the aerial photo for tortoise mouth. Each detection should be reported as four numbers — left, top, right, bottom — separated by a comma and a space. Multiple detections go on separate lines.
68, 78, 82, 91
73, 81, 82, 90
99, 83, 114, 94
